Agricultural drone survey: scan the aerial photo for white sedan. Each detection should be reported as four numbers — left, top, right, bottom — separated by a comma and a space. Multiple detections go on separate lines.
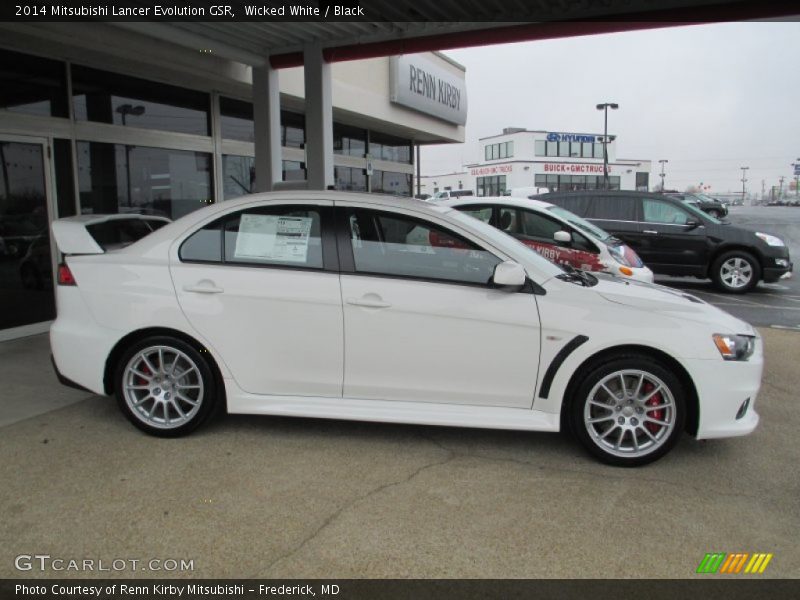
51, 192, 762, 466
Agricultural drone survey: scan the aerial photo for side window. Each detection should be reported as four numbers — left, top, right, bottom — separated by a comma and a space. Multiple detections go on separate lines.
642, 199, 691, 225
458, 206, 493, 224
588, 196, 637, 221
179, 205, 324, 268
347, 209, 501, 285
549, 196, 594, 218
225, 207, 323, 268
571, 231, 596, 253
519, 210, 564, 240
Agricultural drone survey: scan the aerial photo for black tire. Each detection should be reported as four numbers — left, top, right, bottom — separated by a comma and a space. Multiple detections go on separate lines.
114, 336, 218, 437
710, 250, 760, 294
569, 355, 686, 467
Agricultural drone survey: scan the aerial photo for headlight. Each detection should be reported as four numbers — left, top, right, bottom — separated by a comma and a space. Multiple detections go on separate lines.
713, 334, 756, 361
608, 243, 633, 267
755, 232, 785, 247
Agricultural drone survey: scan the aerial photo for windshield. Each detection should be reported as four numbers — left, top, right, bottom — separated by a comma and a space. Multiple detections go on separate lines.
546, 205, 613, 242
449, 209, 563, 278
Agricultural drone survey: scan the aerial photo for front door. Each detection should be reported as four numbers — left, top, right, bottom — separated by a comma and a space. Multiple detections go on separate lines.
0, 136, 56, 341
630, 197, 709, 275
338, 205, 541, 409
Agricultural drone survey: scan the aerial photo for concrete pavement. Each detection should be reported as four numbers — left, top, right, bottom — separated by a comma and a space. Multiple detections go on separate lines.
1, 329, 798, 579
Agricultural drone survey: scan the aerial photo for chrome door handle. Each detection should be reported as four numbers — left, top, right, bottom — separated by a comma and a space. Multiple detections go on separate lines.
346, 297, 392, 309
643, 230, 658, 234
183, 282, 224, 294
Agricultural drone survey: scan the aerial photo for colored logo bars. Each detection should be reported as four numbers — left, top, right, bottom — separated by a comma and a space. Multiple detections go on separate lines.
696, 553, 774, 574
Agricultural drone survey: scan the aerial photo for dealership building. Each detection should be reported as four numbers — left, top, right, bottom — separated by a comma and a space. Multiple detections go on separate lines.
420, 128, 651, 196
0, 23, 467, 341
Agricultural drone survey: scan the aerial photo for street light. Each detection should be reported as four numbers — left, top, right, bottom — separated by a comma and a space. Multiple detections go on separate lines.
792, 158, 800, 199
596, 102, 618, 190
740, 166, 749, 205
115, 104, 145, 206
658, 159, 668, 192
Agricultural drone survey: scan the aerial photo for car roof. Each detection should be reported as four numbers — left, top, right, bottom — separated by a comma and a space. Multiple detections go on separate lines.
439, 196, 556, 211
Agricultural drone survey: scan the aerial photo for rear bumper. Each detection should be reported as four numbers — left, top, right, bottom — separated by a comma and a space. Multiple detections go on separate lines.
50, 354, 93, 394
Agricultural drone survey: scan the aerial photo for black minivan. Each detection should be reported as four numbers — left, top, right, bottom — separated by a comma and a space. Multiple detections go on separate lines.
535, 191, 792, 293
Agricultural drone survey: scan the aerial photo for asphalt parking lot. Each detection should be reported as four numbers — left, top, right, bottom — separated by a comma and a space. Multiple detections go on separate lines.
1, 324, 798, 579
656, 205, 800, 330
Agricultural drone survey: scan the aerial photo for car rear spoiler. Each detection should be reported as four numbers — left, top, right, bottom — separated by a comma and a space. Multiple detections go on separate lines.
51, 214, 171, 255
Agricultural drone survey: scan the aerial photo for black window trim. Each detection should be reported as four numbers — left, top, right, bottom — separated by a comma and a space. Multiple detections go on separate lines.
178, 203, 339, 273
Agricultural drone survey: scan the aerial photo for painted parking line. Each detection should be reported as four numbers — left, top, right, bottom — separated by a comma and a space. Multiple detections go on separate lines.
695, 291, 771, 306
770, 325, 800, 331
756, 293, 800, 303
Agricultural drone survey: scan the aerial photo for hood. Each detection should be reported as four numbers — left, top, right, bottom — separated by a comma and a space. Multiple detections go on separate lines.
590, 275, 755, 335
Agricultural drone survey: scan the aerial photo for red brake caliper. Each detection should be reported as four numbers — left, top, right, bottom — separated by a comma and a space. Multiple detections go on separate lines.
642, 382, 664, 434
137, 363, 151, 387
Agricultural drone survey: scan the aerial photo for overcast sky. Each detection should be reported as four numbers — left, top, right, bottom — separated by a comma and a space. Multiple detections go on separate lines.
421, 21, 799, 196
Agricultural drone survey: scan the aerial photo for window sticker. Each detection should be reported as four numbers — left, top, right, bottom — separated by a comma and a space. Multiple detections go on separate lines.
233, 214, 313, 263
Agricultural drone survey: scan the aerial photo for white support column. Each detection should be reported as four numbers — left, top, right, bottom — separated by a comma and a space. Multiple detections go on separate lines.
252, 61, 282, 192
303, 44, 335, 190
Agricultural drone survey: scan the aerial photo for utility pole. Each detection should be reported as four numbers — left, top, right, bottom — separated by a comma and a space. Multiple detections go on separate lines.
779, 176, 785, 200
658, 159, 668, 191
793, 158, 800, 199
740, 166, 749, 205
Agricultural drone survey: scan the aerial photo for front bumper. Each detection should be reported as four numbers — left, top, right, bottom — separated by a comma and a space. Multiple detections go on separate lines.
685, 349, 763, 439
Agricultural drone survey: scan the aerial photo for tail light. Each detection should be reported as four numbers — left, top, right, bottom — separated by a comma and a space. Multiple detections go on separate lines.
57, 263, 77, 286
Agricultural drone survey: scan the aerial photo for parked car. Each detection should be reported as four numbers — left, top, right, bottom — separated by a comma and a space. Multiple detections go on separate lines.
664, 192, 728, 219
51, 191, 763, 466
442, 196, 654, 283
430, 189, 474, 200
535, 191, 792, 293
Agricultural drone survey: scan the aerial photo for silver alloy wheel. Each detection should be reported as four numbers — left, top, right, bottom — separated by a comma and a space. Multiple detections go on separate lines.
122, 345, 204, 429
720, 257, 753, 289
583, 369, 676, 459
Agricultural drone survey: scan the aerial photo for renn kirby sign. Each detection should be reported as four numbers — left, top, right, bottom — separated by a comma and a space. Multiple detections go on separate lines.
390, 55, 468, 126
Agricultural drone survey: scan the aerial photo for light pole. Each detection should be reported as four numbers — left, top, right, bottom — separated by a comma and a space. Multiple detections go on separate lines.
792, 158, 800, 199
596, 102, 618, 190
658, 159, 668, 192
740, 166, 749, 205
115, 104, 145, 206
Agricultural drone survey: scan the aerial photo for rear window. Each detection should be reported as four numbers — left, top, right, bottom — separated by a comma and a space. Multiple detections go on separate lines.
85, 219, 167, 250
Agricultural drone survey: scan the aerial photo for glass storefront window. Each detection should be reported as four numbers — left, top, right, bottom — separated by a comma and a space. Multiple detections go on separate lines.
335, 166, 367, 192
0, 48, 68, 118
476, 175, 506, 197
282, 111, 305, 149
371, 170, 411, 196
334, 123, 366, 157
535, 140, 546, 157
77, 141, 212, 219
283, 160, 306, 182
0, 140, 55, 328
369, 132, 411, 163
220, 96, 254, 142
72, 65, 210, 136
222, 154, 255, 200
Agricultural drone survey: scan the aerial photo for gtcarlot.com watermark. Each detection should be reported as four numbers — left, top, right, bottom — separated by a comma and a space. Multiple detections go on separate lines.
15, 554, 194, 573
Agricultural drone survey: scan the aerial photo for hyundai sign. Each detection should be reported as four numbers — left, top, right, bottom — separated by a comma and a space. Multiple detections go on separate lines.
546, 132, 597, 143
390, 54, 468, 126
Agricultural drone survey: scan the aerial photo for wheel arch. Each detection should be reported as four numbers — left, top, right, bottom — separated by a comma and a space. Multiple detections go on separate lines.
559, 344, 699, 436
103, 327, 227, 407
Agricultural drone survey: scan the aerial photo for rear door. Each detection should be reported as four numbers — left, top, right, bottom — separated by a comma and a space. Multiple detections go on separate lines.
585, 194, 640, 245
170, 201, 344, 397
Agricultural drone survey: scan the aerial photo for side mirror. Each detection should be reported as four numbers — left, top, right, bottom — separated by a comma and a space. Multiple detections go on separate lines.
554, 230, 572, 244
492, 261, 527, 288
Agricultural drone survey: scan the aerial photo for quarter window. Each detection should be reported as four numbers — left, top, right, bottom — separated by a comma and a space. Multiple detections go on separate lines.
347, 209, 501, 285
